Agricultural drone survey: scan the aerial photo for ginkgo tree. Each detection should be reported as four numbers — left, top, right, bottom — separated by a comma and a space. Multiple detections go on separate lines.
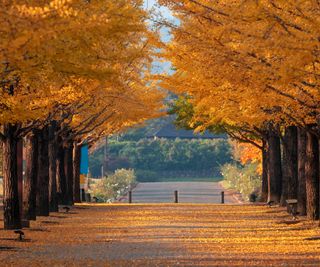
1, 0, 164, 229
159, 0, 320, 219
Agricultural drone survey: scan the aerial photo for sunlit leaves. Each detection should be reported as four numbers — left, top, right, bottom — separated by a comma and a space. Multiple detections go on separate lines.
0, 0, 164, 139
159, 0, 320, 133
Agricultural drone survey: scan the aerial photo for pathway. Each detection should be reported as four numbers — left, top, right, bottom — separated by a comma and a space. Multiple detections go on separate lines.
1, 204, 320, 266
121, 182, 237, 203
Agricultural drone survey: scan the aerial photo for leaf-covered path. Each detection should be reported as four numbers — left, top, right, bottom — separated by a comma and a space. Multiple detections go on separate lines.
1, 204, 320, 266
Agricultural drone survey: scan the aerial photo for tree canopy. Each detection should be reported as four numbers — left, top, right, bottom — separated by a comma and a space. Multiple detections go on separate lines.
159, 0, 320, 134
0, 0, 164, 140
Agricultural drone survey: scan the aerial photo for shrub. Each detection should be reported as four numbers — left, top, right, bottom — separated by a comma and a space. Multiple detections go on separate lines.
89, 169, 136, 202
221, 163, 261, 201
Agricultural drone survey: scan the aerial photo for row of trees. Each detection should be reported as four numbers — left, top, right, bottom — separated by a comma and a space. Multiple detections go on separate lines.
159, 0, 320, 220
1, 1, 163, 229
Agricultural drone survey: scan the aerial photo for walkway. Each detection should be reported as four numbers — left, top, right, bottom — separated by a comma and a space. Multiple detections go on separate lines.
1, 204, 320, 266
121, 182, 237, 203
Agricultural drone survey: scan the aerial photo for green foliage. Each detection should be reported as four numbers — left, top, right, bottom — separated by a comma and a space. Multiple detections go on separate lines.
135, 170, 159, 182
168, 96, 195, 130
89, 169, 136, 202
89, 138, 232, 180
221, 163, 261, 201
168, 96, 229, 134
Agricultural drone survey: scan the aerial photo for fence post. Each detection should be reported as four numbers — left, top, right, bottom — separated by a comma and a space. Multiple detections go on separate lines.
174, 190, 178, 203
81, 189, 86, 202
221, 191, 224, 204
128, 191, 132, 203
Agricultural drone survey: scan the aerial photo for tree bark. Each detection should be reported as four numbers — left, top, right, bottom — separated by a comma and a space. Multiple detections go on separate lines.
260, 138, 268, 202
305, 131, 319, 220
103, 136, 108, 176
36, 127, 50, 216
56, 136, 67, 205
280, 126, 298, 206
73, 142, 81, 203
64, 140, 74, 205
23, 131, 38, 220
48, 122, 58, 212
3, 123, 21, 229
267, 128, 282, 203
297, 127, 307, 216
17, 139, 23, 222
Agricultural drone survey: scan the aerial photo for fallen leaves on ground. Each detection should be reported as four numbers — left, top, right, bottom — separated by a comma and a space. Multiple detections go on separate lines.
0, 204, 320, 266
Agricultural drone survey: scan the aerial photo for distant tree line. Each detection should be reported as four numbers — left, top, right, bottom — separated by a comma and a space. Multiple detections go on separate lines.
89, 138, 232, 180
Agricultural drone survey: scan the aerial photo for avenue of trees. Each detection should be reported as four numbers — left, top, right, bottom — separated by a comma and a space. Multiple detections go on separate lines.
3, 0, 320, 231
159, 0, 320, 220
0, 1, 163, 229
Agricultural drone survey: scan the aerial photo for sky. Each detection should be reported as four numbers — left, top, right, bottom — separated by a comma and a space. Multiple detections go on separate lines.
143, 0, 176, 74
143, 0, 175, 23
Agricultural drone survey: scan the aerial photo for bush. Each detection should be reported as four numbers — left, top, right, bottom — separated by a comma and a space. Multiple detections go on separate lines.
89, 169, 136, 202
221, 163, 261, 201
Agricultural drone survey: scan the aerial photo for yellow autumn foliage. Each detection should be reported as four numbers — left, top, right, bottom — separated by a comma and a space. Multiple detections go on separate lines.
159, 0, 320, 133
0, 0, 164, 138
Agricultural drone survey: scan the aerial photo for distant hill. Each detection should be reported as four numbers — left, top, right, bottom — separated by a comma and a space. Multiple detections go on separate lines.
147, 122, 226, 140
118, 115, 226, 141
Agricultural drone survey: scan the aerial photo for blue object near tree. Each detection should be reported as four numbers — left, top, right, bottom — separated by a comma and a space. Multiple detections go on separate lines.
80, 144, 89, 175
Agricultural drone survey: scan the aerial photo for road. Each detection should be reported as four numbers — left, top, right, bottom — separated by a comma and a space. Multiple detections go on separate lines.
120, 182, 237, 203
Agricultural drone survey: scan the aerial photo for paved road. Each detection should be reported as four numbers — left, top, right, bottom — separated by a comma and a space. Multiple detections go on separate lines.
121, 182, 237, 203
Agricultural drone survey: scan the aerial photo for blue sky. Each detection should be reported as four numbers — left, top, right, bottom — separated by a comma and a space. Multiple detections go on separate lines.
143, 0, 175, 22
143, 0, 175, 74
143, 0, 178, 42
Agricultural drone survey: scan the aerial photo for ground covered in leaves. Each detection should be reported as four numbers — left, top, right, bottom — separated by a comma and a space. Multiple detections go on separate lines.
1, 204, 320, 266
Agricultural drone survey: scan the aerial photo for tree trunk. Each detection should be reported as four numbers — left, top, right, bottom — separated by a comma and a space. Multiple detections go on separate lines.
64, 140, 74, 205
3, 123, 21, 229
297, 127, 307, 216
56, 136, 67, 205
103, 136, 108, 176
267, 128, 282, 203
305, 131, 319, 220
17, 139, 23, 221
73, 142, 81, 203
280, 126, 298, 206
48, 122, 58, 212
23, 131, 38, 220
260, 138, 268, 202
36, 127, 50, 216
